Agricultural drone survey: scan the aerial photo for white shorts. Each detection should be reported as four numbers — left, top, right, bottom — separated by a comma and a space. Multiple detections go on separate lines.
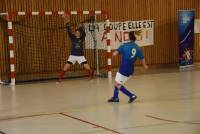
115, 72, 131, 85
67, 55, 87, 64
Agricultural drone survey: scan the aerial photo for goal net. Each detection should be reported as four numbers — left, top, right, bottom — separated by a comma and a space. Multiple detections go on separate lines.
0, 11, 111, 84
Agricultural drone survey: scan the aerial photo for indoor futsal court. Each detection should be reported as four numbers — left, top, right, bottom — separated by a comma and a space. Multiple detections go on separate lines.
0, 0, 200, 134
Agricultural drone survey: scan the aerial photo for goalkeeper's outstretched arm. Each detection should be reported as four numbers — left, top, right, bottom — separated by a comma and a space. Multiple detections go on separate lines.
62, 14, 70, 24
63, 14, 75, 39
78, 24, 86, 40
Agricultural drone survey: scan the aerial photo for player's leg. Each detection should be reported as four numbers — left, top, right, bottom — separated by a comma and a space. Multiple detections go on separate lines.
58, 55, 75, 82
108, 82, 120, 103
78, 56, 94, 79
83, 64, 94, 79
117, 83, 137, 103
108, 72, 125, 102
108, 72, 137, 103
58, 63, 71, 82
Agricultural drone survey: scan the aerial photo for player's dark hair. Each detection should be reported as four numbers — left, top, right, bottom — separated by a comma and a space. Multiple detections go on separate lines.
129, 31, 136, 42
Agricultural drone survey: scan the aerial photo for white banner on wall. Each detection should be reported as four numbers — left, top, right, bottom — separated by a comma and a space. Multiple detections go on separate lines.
84, 20, 154, 49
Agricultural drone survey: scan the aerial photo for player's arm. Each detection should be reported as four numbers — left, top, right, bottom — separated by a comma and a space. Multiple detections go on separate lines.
63, 14, 75, 39
137, 47, 148, 69
62, 13, 70, 24
113, 45, 123, 57
78, 24, 86, 41
66, 24, 75, 39
141, 58, 148, 69
112, 50, 119, 57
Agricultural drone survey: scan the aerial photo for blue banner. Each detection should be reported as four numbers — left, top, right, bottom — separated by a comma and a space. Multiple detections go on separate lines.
178, 10, 195, 68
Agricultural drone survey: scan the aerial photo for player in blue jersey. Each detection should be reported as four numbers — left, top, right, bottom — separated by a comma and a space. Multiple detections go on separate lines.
108, 31, 148, 103
58, 14, 94, 82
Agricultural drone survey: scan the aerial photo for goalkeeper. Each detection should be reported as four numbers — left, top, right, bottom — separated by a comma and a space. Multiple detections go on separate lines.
58, 14, 94, 82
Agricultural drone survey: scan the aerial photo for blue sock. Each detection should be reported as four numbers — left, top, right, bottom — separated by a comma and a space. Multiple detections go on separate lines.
113, 86, 119, 98
119, 86, 134, 97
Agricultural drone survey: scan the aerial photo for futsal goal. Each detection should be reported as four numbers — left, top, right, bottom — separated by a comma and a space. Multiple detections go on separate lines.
0, 10, 111, 85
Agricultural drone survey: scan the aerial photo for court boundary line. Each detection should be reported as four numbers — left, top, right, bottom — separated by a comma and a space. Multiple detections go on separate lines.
1, 113, 200, 133
60, 113, 123, 134
0, 112, 123, 134
0, 112, 60, 121
145, 115, 200, 125
79, 122, 174, 134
